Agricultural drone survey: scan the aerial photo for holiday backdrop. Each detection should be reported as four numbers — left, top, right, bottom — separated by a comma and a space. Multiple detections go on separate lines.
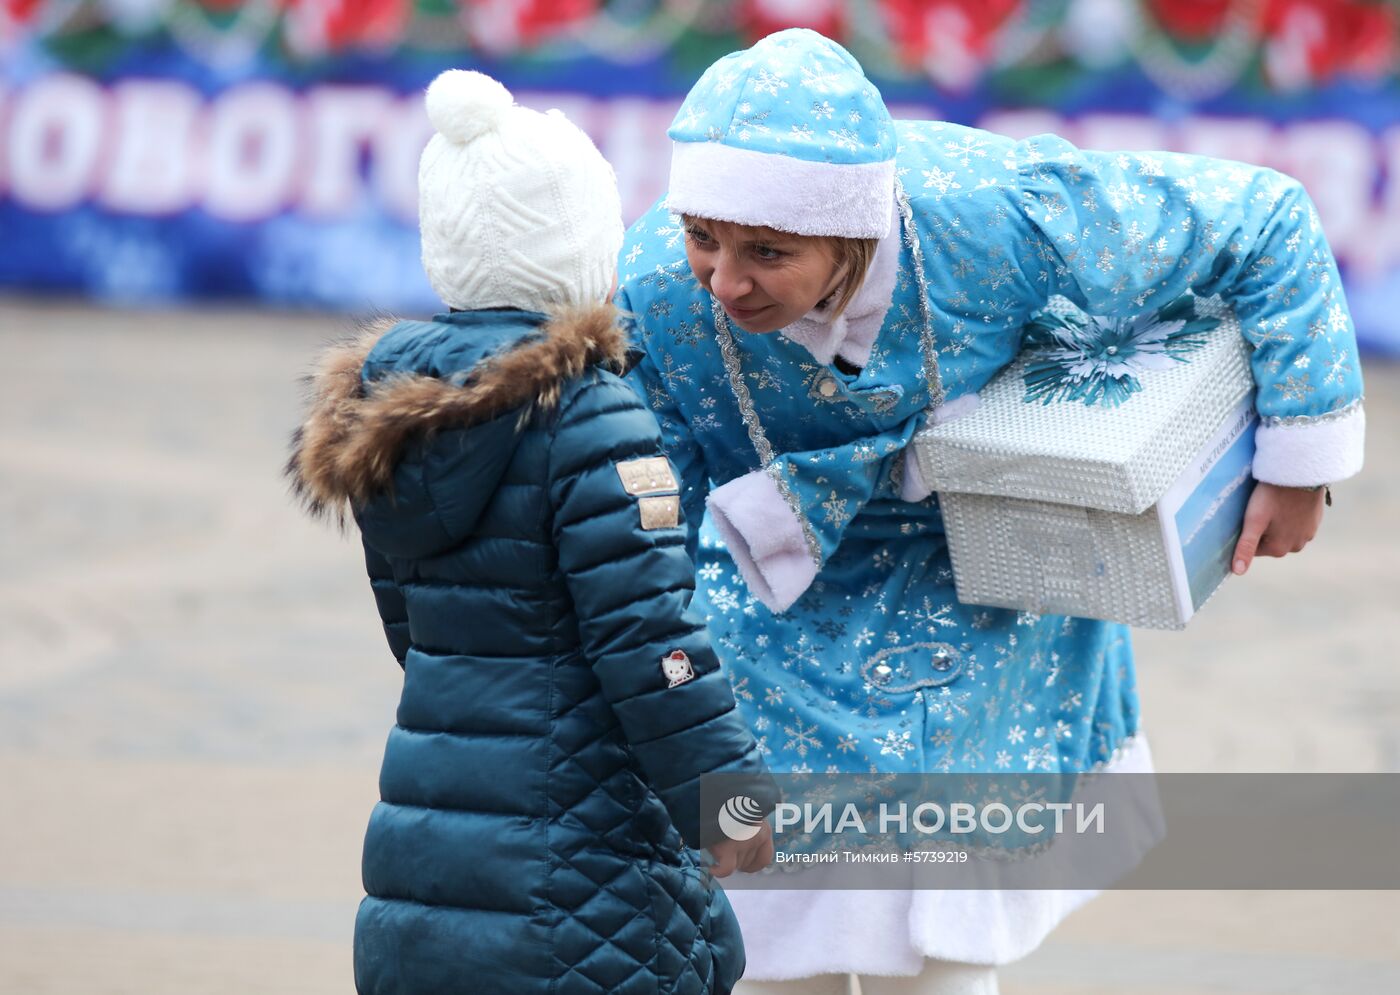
2, 0, 1398, 351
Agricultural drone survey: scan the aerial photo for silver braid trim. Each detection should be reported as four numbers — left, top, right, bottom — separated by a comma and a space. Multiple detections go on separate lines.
1260, 397, 1364, 428
895, 177, 946, 410
712, 298, 821, 568
764, 461, 822, 567
712, 299, 775, 466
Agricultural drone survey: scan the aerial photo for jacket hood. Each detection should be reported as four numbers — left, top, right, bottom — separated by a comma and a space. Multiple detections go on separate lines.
287, 304, 627, 555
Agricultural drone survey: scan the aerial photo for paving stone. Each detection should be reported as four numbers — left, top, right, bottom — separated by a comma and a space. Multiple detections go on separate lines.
2, 300, 1396, 993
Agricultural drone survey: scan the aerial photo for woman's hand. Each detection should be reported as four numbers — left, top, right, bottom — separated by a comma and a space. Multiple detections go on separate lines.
1231, 482, 1327, 576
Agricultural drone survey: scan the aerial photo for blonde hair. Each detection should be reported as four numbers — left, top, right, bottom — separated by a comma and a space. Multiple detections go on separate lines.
818, 235, 878, 318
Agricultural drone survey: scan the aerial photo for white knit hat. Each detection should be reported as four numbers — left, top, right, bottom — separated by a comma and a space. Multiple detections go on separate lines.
417, 70, 624, 312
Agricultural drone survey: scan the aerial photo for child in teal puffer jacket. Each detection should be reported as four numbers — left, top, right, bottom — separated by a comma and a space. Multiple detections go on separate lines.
288, 69, 774, 995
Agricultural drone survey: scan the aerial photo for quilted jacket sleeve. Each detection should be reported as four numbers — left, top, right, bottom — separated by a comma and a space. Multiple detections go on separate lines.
548, 370, 775, 847
362, 538, 410, 668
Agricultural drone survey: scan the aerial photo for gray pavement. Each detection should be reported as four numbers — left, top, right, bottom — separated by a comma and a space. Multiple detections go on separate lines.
1, 298, 1396, 994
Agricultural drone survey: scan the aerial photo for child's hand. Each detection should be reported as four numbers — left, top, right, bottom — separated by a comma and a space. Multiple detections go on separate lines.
1232, 482, 1327, 576
706, 821, 775, 878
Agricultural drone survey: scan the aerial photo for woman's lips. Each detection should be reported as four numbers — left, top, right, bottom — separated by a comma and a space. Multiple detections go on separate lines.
722, 302, 769, 321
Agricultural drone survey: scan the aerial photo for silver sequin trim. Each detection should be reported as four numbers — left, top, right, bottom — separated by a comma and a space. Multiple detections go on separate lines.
895, 178, 946, 410
712, 299, 775, 466
713, 299, 822, 567
707, 186, 951, 571
1261, 397, 1364, 428
765, 462, 823, 566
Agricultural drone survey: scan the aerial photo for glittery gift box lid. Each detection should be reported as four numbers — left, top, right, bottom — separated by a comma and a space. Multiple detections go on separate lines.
914, 296, 1253, 516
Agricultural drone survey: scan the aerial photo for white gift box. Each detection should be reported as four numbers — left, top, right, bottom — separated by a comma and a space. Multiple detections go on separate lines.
913, 296, 1257, 630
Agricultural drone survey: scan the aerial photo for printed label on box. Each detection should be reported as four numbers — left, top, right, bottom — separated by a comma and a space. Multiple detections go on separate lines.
1157, 396, 1258, 623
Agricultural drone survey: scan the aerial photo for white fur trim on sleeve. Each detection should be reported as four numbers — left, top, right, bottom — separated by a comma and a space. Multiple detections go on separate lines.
901, 448, 931, 503
1252, 403, 1365, 486
665, 141, 895, 239
932, 393, 981, 426
901, 394, 981, 502
707, 470, 818, 613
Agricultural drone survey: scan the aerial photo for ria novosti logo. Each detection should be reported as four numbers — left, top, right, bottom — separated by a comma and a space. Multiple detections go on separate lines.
717, 795, 767, 841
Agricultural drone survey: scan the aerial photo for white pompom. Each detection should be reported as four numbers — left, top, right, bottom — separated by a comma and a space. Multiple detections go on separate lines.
424, 70, 514, 144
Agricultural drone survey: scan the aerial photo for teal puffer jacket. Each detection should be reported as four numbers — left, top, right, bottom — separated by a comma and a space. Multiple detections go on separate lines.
288, 305, 770, 995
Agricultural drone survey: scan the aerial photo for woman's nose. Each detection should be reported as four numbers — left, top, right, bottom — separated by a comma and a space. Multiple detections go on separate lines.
708, 254, 752, 301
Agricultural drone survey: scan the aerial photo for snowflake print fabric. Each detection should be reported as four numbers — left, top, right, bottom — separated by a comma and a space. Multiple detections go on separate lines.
666, 28, 895, 167
615, 25, 1365, 970
619, 106, 1364, 778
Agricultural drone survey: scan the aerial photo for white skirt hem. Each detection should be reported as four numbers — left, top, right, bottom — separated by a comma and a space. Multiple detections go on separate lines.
724, 734, 1159, 979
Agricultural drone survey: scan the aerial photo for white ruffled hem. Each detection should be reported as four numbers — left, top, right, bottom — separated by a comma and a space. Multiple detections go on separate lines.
723, 734, 1158, 978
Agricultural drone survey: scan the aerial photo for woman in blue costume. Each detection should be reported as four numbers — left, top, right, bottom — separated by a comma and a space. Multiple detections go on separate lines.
618, 28, 1365, 995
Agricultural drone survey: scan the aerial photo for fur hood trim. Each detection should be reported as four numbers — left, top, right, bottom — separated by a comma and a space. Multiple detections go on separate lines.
287, 303, 627, 521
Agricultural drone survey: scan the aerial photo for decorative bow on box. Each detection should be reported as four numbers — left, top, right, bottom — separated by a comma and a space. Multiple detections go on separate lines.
1021, 295, 1222, 408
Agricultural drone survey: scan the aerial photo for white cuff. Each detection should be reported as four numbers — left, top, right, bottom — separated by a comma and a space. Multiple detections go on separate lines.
901, 394, 981, 502
932, 393, 981, 426
901, 448, 932, 503
1252, 403, 1365, 487
707, 470, 818, 614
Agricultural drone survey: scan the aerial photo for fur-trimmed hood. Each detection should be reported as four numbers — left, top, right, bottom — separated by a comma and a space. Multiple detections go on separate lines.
287, 304, 628, 525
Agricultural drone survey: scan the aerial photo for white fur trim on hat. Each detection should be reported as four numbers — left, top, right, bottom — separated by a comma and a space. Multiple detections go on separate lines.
665, 141, 895, 239
1252, 402, 1365, 487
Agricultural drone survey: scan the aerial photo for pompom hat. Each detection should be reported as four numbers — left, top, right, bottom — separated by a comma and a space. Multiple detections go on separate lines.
417, 70, 624, 312
666, 29, 897, 239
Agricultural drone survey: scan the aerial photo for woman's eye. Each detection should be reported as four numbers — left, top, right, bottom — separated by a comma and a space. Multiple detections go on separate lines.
754, 245, 783, 260
685, 227, 713, 245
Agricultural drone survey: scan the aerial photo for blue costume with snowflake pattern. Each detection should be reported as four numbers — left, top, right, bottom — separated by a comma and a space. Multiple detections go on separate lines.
617, 27, 1365, 971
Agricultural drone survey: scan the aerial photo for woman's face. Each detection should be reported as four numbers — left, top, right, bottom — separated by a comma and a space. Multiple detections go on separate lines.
683, 217, 843, 333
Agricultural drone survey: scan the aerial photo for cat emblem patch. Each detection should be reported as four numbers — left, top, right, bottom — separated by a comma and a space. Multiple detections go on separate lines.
662, 650, 695, 688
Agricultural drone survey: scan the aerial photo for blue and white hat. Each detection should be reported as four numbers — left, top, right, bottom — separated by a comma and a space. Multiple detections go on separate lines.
665, 29, 896, 239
